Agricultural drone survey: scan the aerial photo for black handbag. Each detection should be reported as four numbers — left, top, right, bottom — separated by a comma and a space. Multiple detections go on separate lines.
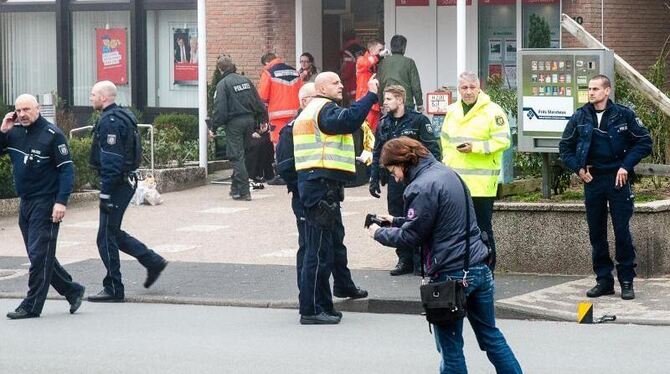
419, 175, 472, 327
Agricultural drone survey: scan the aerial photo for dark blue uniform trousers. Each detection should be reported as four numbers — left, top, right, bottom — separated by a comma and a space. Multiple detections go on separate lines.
292, 189, 357, 293
299, 192, 357, 316
387, 178, 419, 268
97, 183, 165, 297
472, 196, 496, 271
18, 196, 82, 315
584, 174, 636, 284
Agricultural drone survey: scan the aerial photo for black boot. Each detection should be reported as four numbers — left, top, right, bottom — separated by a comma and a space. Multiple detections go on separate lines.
390, 261, 413, 276
586, 281, 615, 298
621, 281, 635, 300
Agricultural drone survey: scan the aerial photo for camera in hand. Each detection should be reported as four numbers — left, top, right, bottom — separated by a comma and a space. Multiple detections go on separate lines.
364, 214, 391, 228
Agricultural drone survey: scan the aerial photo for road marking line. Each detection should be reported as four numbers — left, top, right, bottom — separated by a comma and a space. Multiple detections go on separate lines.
198, 207, 249, 214
261, 249, 296, 258
153, 244, 200, 253
176, 225, 229, 233
64, 220, 99, 229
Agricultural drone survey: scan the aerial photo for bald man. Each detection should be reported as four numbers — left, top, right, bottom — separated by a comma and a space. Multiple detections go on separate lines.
88, 81, 167, 303
293, 72, 377, 324
1, 95, 85, 319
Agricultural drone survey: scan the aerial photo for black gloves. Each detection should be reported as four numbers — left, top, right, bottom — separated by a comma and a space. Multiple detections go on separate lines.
100, 196, 114, 214
369, 180, 381, 198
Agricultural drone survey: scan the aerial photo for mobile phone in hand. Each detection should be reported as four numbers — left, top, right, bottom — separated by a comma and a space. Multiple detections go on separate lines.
12, 112, 17, 121
457, 143, 467, 149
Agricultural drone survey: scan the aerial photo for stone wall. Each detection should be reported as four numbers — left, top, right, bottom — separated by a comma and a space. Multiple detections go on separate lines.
494, 200, 670, 277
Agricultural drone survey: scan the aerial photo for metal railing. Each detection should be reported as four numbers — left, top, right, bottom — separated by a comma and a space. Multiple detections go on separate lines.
69, 124, 155, 177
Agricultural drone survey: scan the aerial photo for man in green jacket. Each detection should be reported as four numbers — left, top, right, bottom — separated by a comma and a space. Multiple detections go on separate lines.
377, 35, 423, 111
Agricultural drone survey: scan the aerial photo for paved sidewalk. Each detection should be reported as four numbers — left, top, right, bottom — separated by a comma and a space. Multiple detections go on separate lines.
1, 173, 668, 325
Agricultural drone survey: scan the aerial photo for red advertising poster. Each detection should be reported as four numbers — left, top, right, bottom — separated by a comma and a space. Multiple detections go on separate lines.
438, 0, 472, 5
488, 64, 502, 79
173, 26, 199, 85
395, 0, 429, 6
479, 0, 557, 4
96, 28, 128, 85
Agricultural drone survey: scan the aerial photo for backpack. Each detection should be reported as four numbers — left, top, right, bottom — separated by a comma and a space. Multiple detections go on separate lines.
275, 120, 297, 184
92, 107, 142, 172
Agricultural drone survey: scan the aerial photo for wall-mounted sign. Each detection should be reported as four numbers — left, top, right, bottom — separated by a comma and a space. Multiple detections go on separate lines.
426, 91, 453, 115
172, 26, 198, 85
96, 28, 128, 85
395, 0, 429, 6
438, 0, 472, 5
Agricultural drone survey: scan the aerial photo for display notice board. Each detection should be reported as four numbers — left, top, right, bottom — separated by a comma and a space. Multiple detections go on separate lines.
517, 49, 615, 152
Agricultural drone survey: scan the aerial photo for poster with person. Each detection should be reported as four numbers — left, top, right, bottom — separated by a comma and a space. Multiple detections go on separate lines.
96, 28, 128, 84
173, 26, 198, 85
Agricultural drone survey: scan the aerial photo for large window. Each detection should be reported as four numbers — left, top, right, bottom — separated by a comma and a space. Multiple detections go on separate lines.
1, 12, 57, 104
146, 9, 197, 108
72, 11, 132, 106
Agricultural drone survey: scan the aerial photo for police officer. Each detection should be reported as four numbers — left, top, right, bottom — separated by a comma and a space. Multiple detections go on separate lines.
212, 56, 268, 200
294, 72, 373, 325
87, 81, 167, 302
370, 85, 441, 276
1, 94, 85, 319
441, 71, 511, 271
277, 82, 365, 307
559, 74, 652, 300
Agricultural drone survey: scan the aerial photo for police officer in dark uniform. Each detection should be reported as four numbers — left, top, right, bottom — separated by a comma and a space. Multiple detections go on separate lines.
370, 85, 441, 276
87, 81, 167, 302
293, 72, 373, 325
212, 56, 268, 200
559, 74, 652, 300
1, 94, 85, 319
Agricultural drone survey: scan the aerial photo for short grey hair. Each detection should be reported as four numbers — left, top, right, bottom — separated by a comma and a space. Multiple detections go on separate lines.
458, 72, 479, 84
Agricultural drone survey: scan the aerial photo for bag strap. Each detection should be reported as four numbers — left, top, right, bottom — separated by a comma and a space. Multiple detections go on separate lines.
421, 172, 472, 279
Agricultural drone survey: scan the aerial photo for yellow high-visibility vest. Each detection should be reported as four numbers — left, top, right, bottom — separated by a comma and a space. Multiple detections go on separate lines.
293, 97, 356, 173
441, 92, 511, 197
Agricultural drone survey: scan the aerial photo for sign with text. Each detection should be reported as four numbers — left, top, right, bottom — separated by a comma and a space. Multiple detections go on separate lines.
395, 0, 429, 5
173, 26, 199, 85
426, 91, 453, 115
438, 0, 472, 5
96, 28, 128, 85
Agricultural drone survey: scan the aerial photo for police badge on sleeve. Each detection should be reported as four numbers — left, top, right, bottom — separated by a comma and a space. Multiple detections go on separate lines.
107, 134, 117, 145
495, 115, 505, 127
58, 144, 69, 156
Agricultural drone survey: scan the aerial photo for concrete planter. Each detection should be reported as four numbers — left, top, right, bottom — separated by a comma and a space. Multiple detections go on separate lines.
0, 191, 99, 217
494, 200, 670, 277
144, 166, 207, 193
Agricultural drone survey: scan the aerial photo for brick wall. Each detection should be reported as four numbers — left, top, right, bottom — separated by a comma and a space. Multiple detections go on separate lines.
206, 0, 296, 85
562, 0, 670, 84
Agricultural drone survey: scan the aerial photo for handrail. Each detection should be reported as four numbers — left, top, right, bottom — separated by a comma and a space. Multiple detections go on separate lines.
68, 124, 155, 178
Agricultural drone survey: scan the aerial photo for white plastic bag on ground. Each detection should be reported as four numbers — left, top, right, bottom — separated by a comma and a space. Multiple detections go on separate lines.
130, 176, 163, 206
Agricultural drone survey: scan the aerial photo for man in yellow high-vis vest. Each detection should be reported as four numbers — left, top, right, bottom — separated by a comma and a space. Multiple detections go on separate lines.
293, 71, 378, 325
441, 72, 511, 270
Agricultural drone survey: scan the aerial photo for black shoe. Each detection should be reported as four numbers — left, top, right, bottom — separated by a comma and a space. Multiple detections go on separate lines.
327, 309, 343, 318
621, 281, 635, 300
267, 176, 286, 186
68, 285, 85, 314
249, 180, 265, 190
300, 312, 341, 325
7, 307, 39, 320
586, 282, 615, 298
87, 289, 125, 303
390, 261, 413, 276
333, 286, 368, 299
232, 194, 252, 201
144, 260, 168, 288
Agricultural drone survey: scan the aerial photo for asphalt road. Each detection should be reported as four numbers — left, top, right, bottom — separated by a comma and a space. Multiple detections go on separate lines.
1, 300, 669, 374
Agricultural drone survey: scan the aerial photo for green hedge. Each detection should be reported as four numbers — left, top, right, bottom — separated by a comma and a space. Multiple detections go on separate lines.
153, 113, 199, 142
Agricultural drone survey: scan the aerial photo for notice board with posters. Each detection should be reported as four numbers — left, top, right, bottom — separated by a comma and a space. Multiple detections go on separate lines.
517, 49, 615, 152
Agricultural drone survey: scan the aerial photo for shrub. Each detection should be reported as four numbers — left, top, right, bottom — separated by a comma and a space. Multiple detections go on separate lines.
150, 126, 199, 167
69, 137, 99, 190
0, 157, 16, 199
153, 113, 199, 142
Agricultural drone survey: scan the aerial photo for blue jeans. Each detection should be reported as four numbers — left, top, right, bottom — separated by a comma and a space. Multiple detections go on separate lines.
584, 174, 636, 284
433, 265, 522, 374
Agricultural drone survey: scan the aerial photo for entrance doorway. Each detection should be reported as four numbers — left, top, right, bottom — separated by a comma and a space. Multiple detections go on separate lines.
321, 0, 384, 73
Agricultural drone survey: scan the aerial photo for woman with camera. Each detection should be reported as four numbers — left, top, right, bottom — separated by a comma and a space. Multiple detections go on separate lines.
368, 137, 522, 374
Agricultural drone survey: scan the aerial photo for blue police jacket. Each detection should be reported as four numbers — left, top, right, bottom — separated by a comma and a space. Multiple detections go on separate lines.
370, 107, 442, 184
0, 115, 74, 204
559, 100, 652, 174
373, 154, 490, 276
90, 103, 136, 197
297, 91, 378, 184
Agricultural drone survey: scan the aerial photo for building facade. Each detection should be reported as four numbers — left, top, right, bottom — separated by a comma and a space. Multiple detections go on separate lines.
0, 0, 668, 121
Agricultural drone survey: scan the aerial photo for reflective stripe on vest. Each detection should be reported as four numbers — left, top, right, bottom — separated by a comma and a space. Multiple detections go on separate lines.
293, 97, 356, 173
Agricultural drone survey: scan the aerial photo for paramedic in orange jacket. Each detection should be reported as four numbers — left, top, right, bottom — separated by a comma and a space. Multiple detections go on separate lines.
356, 39, 387, 133
258, 52, 303, 144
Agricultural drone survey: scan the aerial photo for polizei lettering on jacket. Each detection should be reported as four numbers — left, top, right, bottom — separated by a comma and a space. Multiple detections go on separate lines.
233, 83, 251, 92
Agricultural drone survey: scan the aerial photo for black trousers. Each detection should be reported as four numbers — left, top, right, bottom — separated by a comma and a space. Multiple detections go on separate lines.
245, 131, 274, 181
472, 196, 496, 271
18, 196, 82, 315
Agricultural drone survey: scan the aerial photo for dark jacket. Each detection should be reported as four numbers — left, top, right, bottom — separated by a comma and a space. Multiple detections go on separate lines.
377, 54, 423, 107
90, 103, 138, 197
0, 115, 74, 205
370, 107, 441, 183
212, 72, 268, 130
559, 100, 652, 174
373, 155, 490, 276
